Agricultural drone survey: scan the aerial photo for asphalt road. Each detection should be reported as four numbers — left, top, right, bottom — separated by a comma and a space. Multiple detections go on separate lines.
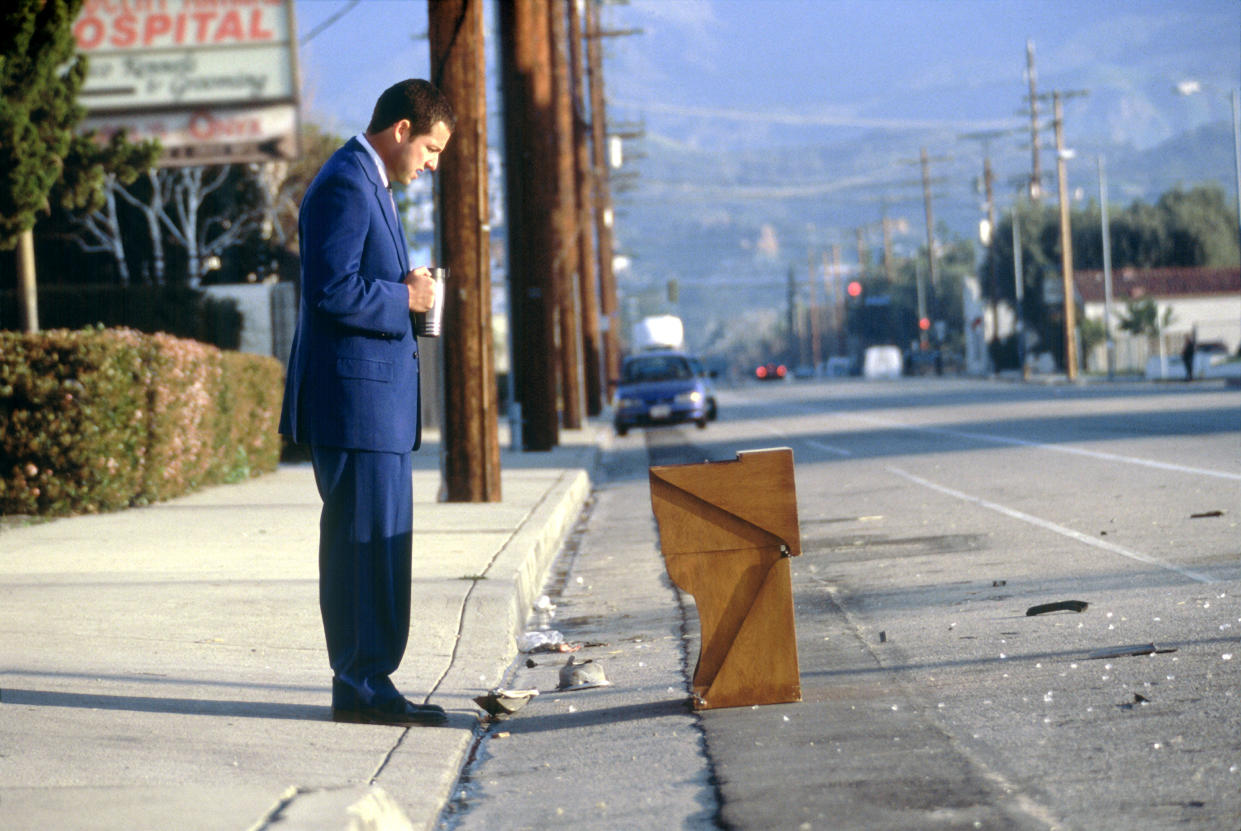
442, 377, 1241, 831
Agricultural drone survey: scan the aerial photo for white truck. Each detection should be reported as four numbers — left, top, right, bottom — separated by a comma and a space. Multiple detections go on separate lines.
631, 315, 685, 352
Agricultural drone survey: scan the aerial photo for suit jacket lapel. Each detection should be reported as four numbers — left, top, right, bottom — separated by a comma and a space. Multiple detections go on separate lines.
348, 138, 409, 275
388, 189, 409, 274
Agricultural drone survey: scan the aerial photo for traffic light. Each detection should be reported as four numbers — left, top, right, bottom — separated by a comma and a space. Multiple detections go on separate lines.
918, 317, 931, 331
846, 280, 863, 298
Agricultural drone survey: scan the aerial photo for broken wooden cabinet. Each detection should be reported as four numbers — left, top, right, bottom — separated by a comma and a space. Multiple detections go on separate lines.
649, 447, 802, 710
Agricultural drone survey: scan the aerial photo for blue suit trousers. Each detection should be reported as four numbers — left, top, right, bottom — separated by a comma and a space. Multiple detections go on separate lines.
310, 445, 413, 707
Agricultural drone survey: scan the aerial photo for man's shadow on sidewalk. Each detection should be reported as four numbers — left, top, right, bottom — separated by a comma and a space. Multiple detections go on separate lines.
1, 687, 329, 721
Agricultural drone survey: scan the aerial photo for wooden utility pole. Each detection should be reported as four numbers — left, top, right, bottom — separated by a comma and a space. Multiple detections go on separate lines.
919, 147, 939, 290
500, 0, 560, 450
1026, 40, 1043, 202
429, 0, 501, 499
982, 154, 996, 250
880, 213, 894, 282
919, 146, 941, 349
548, 0, 583, 429
585, 0, 620, 395
1053, 91, 1078, 380
983, 151, 998, 343
960, 129, 1005, 351
830, 246, 844, 354
807, 250, 821, 372
785, 264, 797, 364
568, 0, 603, 416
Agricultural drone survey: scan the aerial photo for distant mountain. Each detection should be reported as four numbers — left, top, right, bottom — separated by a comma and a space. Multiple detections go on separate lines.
609, 121, 1237, 356
1105, 122, 1239, 204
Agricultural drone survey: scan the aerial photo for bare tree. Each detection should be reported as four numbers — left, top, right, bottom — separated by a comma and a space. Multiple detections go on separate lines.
250, 160, 291, 248
65, 163, 267, 288
69, 173, 131, 285
114, 169, 169, 285
156, 166, 260, 287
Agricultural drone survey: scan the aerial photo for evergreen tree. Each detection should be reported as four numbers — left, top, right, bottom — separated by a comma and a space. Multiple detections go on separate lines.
1158, 185, 1240, 267
0, 0, 86, 249
56, 129, 161, 216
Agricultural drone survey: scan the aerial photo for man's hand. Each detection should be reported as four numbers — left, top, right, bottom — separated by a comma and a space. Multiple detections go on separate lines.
403, 267, 435, 313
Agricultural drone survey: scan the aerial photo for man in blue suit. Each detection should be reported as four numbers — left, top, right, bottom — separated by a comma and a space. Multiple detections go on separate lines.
280, 79, 454, 726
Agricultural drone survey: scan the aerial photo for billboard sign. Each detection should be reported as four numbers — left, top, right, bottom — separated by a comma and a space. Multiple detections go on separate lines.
73, 0, 299, 166
82, 101, 297, 166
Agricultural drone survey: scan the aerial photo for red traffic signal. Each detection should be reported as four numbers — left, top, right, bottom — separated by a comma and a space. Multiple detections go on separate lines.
846, 280, 863, 298
918, 317, 931, 331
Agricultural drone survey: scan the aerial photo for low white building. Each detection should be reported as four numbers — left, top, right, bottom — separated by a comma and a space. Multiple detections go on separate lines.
1074, 266, 1240, 373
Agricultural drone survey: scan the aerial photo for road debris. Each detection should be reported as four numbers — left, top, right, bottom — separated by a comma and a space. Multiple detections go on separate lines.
473, 688, 540, 719
516, 630, 580, 653
1088, 643, 1178, 660
1189, 510, 1224, 519
1118, 692, 1151, 710
557, 656, 611, 690
1026, 600, 1089, 616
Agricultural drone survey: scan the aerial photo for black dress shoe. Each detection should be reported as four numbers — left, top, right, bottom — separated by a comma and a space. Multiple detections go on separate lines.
332, 697, 448, 726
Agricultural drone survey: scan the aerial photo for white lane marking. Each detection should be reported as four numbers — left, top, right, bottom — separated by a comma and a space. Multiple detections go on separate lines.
761, 423, 852, 456
783, 406, 1241, 483
858, 412, 1241, 483
808, 440, 853, 457
886, 465, 1216, 585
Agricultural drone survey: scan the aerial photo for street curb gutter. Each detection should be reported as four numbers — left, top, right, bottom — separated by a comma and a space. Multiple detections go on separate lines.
414, 467, 593, 831
438, 466, 593, 696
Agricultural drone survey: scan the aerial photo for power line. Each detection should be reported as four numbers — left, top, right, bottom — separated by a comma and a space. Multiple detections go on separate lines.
612, 99, 1022, 133
300, 0, 362, 46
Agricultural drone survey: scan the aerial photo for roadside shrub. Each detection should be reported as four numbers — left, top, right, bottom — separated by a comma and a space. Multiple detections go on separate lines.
139, 333, 223, 502
0, 327, 282, 516
214, 349, 283, 483
0, 328, 147, 514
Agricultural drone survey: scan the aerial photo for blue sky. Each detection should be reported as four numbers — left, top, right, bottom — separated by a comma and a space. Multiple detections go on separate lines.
295, 0, 1240, 152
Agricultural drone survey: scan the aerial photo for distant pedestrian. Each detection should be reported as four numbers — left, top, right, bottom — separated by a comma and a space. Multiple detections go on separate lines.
1182, 328, 1197, 381
280, 79, 455, 726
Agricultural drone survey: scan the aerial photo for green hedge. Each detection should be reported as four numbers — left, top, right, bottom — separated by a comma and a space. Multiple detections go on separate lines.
0, 327, 283, 516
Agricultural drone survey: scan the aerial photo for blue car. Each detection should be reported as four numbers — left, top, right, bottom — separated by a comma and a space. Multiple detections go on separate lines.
613, 351, 712, 436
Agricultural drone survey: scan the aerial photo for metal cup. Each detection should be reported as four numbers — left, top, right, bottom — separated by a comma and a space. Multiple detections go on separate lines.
415, 267, 448, 337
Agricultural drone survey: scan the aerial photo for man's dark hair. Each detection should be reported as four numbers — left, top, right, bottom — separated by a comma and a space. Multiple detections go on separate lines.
366, 79, 456, 136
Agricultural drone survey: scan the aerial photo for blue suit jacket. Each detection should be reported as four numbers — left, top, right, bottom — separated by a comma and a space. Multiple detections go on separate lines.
279, 137, 421, 452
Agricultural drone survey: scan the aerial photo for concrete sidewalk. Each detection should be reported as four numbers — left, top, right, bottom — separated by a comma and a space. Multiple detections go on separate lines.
0, 426, 601, 831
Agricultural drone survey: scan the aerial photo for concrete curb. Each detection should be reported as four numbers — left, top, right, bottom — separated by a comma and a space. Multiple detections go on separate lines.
437, 467, 593, 697
401, 465, 595, 831
251, 785, 416, 831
